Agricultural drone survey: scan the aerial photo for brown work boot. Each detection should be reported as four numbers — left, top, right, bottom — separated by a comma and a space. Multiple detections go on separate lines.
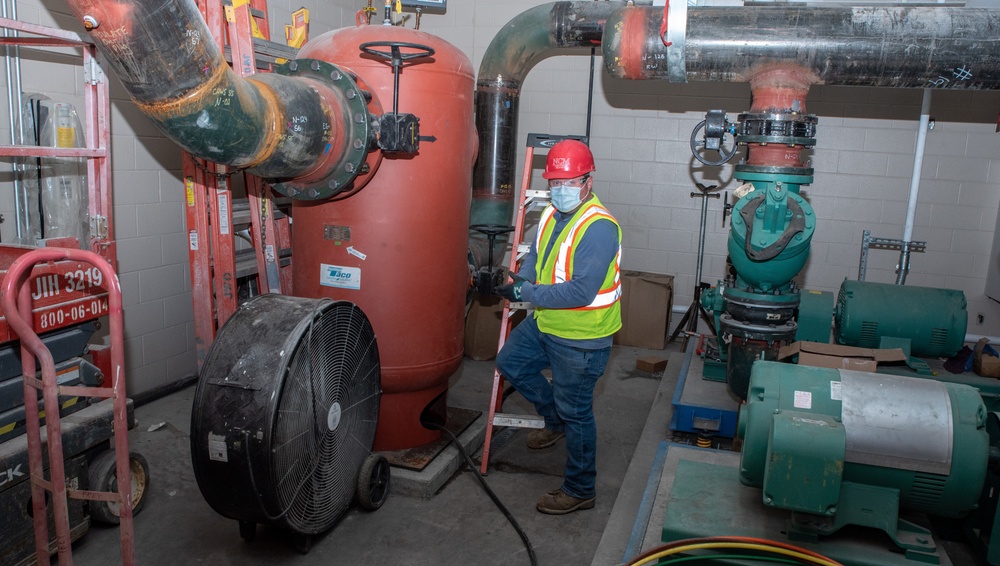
526, 428, 565, 449
536, 489, 595, 515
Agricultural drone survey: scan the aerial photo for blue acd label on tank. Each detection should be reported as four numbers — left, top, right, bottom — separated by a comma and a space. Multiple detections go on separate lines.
320, 264, 361, 290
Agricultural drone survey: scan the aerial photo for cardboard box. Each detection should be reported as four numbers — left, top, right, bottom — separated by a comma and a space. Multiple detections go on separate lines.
636, 356, 668, 373
974, 338, 1000, 378
778, 341, 907, 372
463, 295, 525, 361
614, 271, 674, 350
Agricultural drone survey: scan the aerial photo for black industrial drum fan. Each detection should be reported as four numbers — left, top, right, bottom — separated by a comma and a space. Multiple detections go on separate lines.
190, 295, 387, 552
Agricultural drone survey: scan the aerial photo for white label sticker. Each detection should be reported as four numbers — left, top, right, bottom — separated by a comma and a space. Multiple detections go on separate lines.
189, 230, 199, 250
217, 191, 230, 235
830, 381, 843, 401
793, 390, 812, 410
791, 416, 830, 427
347, 246, 367, 260
320, 263, 361, 290
208, 432, 228, 462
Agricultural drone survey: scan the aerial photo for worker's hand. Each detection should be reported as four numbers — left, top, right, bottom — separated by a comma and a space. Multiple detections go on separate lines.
495, 281, 524, 302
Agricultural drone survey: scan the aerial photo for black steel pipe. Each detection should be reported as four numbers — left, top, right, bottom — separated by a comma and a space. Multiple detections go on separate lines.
604, 6, 1000, 87
64, 0, 365, 190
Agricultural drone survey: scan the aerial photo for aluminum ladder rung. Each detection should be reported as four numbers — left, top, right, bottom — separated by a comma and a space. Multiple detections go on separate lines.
492, 413, 545, 429
506, 301, 530, 311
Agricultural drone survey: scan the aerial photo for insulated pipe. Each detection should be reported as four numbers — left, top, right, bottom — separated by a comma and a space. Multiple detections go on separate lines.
603, 6, 1000, 87
898, 89, 933, 285
471, 1, 615, 230
63, 0, 369, 193
475, 2, 1000, 235
743, 64, 817, 170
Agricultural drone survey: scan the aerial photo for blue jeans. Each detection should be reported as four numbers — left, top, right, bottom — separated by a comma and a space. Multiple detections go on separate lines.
495, 316, 611, 499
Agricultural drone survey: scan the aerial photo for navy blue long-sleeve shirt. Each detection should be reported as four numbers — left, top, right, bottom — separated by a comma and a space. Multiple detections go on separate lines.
516, 199, 620, 348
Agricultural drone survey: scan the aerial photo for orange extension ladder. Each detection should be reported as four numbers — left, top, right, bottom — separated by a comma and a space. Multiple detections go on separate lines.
479, 133, 587, 475
184, 0, 297, 368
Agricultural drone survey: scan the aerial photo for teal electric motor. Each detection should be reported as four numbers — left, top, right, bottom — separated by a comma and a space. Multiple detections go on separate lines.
835, 279, 967, 358
739, 361, 990, 556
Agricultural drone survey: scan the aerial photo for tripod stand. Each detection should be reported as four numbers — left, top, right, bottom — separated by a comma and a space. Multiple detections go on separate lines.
668, 182, 724, 343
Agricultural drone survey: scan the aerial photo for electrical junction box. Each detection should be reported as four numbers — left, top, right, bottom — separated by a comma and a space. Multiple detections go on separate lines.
778, 341, 907, 373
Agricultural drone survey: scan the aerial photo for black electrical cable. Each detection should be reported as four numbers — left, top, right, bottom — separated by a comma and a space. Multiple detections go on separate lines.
585, 46, 596, 140
423, 421, 539, 566
502, 384, 517, 402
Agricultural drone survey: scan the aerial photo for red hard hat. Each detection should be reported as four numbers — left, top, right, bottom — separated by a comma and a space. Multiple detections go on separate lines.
542, 139, 595, 180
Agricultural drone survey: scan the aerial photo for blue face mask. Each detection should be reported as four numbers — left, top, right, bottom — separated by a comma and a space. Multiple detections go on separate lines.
549, 184, 583, 212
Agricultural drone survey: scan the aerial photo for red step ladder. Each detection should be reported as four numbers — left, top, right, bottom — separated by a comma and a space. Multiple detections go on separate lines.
479, 133, 587, 475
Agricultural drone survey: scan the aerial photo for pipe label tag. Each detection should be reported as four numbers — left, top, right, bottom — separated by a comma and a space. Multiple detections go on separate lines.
347, 246, 367, 260
320, 263, 361, 290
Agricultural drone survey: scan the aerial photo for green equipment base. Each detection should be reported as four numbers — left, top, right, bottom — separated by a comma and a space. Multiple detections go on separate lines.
702, 357, 727, 382
653, 444, 952, 566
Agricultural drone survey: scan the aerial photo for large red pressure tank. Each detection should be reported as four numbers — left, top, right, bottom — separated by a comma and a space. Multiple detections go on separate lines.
292, 24, 477, 450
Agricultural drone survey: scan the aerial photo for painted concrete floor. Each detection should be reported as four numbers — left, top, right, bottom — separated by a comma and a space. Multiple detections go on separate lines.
68, 343, 678, 565
55, 339, 991, 565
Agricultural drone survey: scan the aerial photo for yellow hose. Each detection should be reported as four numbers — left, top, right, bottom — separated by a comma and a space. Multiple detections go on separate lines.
628, 541, 843, 566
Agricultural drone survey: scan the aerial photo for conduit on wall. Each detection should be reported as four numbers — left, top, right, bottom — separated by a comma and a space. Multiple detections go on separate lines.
898, 89, 933, 285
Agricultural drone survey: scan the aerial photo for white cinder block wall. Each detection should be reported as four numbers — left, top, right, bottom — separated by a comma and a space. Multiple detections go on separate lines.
10, 0, 1000, 395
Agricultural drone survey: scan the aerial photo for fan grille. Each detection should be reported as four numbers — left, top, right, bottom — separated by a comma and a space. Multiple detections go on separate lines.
272, 301, 380, 533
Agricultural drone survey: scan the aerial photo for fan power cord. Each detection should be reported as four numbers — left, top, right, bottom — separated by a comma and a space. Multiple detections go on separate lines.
243, 429, 326, 522
423, 421, 539, 566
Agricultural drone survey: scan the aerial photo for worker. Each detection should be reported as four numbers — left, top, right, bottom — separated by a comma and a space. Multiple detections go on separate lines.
493, 139, 622, 515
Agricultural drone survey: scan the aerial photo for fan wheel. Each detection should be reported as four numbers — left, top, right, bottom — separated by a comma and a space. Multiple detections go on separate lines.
239, 520, 256, 543
356, 453, 390, 510
293, 533, 313, 555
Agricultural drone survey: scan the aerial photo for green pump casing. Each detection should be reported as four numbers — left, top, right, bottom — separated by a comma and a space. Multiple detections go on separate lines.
728, 189, 815, 292
739, 361, 988, 519
835, 279, 967, 358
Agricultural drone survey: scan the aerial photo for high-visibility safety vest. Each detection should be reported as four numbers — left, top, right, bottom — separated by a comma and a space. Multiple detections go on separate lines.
533, 195, 623, 340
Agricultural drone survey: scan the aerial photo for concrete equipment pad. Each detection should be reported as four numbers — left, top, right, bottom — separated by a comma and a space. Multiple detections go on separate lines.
631, 443, 955, 566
